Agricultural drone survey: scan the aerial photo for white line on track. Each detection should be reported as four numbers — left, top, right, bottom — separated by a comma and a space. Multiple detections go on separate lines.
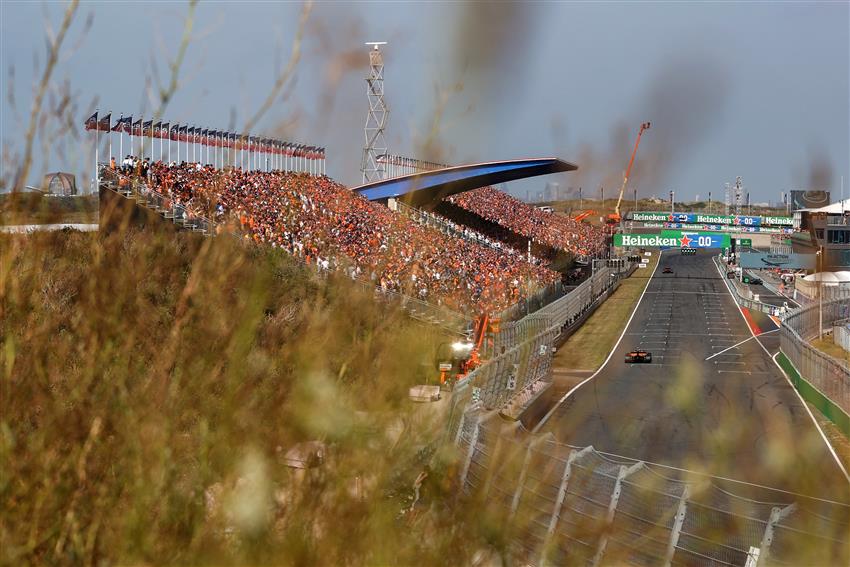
713, 255, 850, 483
533, 250, 662, 433
705, 329, 779, 360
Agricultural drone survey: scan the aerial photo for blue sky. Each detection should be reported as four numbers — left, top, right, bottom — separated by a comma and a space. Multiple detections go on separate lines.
1, 1, 848, 203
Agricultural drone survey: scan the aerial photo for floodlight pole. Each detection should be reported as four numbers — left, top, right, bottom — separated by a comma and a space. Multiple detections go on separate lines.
361, 42, 389, 183
818, 247, 823, 340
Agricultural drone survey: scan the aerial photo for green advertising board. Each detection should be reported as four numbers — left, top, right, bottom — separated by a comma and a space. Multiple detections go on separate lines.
660, 230, 732, 248
614, 232, 730, 248
739, 238, 752, 247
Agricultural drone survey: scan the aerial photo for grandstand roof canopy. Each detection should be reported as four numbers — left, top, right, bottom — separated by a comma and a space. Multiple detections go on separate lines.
352, 157, 577, 207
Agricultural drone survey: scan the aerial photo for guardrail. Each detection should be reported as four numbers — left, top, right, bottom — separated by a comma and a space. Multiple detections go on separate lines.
780, 299, 850, 424
452, 412, 849, 566
444, 264, 628, 439
713, 256, 788, 317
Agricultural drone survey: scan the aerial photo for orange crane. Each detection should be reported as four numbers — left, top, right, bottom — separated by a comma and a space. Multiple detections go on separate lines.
573, 210, 596, 222
607, 122, 650, 225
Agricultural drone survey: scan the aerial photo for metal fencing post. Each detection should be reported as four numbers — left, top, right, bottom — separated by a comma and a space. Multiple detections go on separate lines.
592, 462, 643, 567
510, 433, 553, 519
755, 504, 796, 566
662, 485, 691, 567
539, 446, 593, 566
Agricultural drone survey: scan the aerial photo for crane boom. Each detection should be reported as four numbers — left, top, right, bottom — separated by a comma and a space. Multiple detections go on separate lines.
610, 122, 650, 223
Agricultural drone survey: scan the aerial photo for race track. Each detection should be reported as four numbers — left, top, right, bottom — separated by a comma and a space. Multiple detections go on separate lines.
540, 249, 848, 500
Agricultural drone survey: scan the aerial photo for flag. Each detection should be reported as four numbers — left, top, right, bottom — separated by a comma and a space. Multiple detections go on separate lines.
84, 111, 98, 130
152, 121, 162, 138
170, 124, 180, 141
132, 119, 142, 136
179, 125, 188, 142
113, 114, 131, 132
142, 120, 153, 137
160, 122, 169, 138
97, 113, 111, 132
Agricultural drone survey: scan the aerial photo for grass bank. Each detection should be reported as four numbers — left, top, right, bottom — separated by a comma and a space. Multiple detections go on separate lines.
0, 226, 499, 566
552, 252, 658, 371
810, 337, 850, 364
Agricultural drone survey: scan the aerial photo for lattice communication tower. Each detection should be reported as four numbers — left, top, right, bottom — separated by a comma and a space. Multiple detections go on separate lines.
361, 42, 389, 183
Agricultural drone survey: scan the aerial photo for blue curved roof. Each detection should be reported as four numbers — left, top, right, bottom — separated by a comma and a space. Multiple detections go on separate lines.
352, 157, 577, 206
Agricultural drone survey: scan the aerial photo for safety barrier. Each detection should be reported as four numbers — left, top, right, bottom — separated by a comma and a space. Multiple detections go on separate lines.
714, 256, 787, 317
454, 411, 850, 566
780, 299, 850, 435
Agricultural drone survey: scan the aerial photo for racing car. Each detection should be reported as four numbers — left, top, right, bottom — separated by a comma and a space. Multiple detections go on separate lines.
662, 266, 673, 274
625, 350, 652, 363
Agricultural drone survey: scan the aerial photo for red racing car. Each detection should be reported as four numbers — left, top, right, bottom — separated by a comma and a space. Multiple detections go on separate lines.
625, 350, 652, 363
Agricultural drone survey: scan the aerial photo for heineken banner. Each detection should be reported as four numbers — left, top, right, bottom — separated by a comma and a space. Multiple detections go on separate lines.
631, 211, 793, 227
614, 232, 730, 248
662, 222, 793, 234
661, 230, 731, 248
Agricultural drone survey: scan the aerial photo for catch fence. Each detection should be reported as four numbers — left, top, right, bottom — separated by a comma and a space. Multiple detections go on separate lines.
452, 410, 850, 566
780, 298, 850, 417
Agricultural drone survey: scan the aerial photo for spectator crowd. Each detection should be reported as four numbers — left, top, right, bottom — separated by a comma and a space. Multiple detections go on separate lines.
113, 160, 561, 315
445, 187, 605, 259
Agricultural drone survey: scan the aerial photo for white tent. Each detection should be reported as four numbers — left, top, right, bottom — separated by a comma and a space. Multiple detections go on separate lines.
803, 271, 850, 284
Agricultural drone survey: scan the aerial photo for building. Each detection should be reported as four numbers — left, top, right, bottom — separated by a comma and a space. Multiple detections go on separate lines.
792, 198, 850, 270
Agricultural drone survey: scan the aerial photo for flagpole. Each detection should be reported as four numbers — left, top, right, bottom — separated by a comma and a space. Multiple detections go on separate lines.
108, 112, 112, 162
95, 113, 99, 193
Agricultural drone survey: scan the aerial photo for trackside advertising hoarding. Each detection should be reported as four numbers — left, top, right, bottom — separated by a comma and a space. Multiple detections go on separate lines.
662, 222, 793, 234
614, 233, 730, 248
631, 212, 793, 227
738, 252, 816, 270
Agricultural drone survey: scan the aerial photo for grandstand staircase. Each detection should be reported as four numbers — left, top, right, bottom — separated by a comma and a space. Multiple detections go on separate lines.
98, 169, 213, 236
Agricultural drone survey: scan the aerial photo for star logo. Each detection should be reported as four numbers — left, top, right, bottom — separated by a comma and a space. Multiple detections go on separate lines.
679, 234, 693, 248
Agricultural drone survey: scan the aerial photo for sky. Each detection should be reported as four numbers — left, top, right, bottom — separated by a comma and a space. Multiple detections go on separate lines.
1, 1, 848, 204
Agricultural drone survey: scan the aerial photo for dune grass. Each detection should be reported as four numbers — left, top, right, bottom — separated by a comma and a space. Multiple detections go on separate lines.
0, 221, 508, 566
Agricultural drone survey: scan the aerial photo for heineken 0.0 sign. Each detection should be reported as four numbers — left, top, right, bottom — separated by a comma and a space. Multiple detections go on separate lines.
614, 232, 730, 249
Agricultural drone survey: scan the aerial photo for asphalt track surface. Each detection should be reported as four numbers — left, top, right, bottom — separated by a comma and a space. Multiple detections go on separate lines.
541, 250, 848, 500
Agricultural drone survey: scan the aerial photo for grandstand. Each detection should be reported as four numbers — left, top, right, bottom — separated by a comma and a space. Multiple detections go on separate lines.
438, 186, 606, 268
101, 159, 562, 316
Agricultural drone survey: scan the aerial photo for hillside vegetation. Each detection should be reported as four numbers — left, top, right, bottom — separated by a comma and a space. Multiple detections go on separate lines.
0, 226, 500, 565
